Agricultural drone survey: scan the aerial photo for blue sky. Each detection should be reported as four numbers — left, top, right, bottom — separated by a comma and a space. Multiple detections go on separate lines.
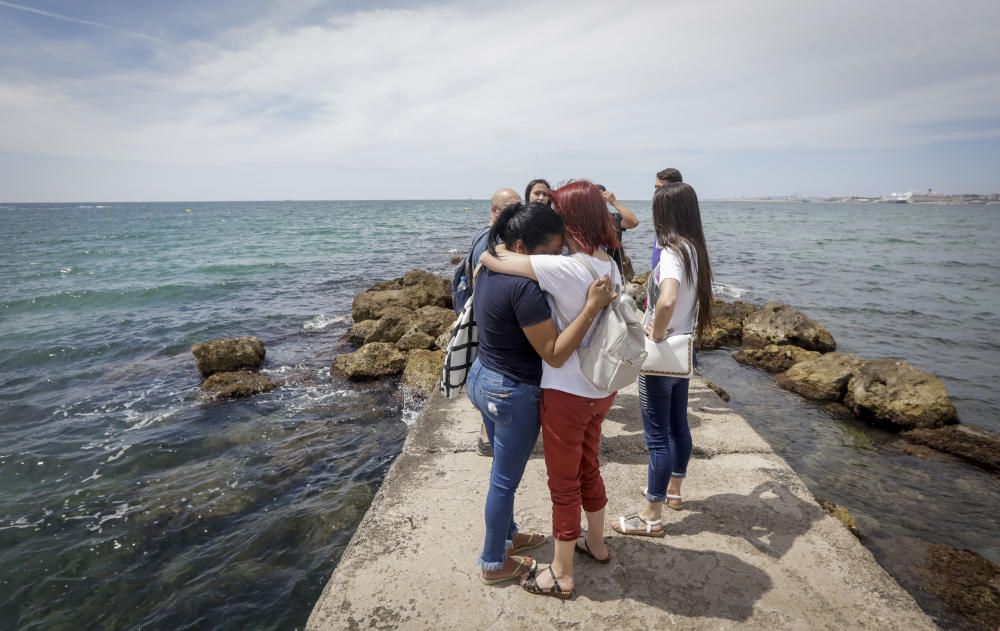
1, 0, 998, 201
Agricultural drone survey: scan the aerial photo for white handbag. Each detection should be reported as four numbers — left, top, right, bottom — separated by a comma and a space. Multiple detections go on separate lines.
640, 333, 694, 378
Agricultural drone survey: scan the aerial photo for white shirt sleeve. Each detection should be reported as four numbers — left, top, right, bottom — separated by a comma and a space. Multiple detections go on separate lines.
529, 254, 578, 294
657, 248, 685, 284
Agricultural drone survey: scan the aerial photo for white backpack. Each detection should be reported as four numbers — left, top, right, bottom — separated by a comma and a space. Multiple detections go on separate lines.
440, 296, 478, 399
556, 254, 648, 392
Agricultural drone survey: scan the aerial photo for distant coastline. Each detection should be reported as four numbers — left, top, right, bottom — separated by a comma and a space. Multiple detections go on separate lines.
729, 193, 1000, 205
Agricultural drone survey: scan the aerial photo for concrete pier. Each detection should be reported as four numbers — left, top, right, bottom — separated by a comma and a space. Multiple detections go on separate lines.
307, 379, 936, 630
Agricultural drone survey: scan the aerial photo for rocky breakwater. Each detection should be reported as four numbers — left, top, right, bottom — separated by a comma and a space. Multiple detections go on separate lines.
191, 336, 276, 400
335, 270, 455, 396
702, 299, 999, 475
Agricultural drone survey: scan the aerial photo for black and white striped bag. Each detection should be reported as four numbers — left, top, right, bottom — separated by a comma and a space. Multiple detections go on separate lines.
440, 296, 478, 399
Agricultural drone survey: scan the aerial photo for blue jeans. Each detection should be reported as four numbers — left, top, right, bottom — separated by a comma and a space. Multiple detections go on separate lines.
466, 359, 541, 571
638, 374, 692, 503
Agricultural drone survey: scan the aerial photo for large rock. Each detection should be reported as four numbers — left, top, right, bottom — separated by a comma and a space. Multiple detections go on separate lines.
401, 349, 445, 396
697, 300, 759, 350
200, 371, 276, 400
351, 287, 433, 322
396, 331, 435, 351
742, 302, 836, 352
364, 306, 415, 344
632, 270, 651, 287
407, 305, 457, 339
367, 269, 452, 310
346, 320, 378, 346
920, 544, 1000, 631
903, 425, 1000, 473
775, 353, 867, 401
332, 343, 407, 380
734, 344, 821, 373
191, 336, 266, 378
844, 359, 958, 430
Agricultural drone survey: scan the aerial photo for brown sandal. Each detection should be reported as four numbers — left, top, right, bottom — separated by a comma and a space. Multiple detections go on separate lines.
481, 555, 536, 585
521, 565, 573, 600
510, 532, 546, 555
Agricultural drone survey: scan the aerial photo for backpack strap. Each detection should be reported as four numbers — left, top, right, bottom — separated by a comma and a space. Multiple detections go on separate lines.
466, 228, 491, 291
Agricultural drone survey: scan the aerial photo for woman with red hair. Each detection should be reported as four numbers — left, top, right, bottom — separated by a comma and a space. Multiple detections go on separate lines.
480, 180, 621, 599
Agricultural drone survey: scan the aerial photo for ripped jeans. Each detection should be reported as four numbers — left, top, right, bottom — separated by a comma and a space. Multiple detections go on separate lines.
466, 358, 541, 571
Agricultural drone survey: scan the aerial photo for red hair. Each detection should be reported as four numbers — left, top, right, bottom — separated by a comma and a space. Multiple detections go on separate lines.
549, 181, 620, 254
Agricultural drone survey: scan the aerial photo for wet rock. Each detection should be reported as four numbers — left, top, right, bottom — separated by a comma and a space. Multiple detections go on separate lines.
396, 331, 435, 351
844, 359, 958, 430
332, 343, 407, 380
697, 300, 759, 350
903, 425, 999, 473
364, 306, 415, 344
450, 254, 462, 265
703, 378, 731, 402
200, 371, 276, 400
191, 336, 266, 378
817, 499, 861, 539
920, 544, 1000, 631
742, 302, 836, 352
346, 320, 378, 346
407, 305, 456, 339
775, 353, 868, 401
401, 349, 444, 396
435, 331, 452, 351
734, 344, 821, 373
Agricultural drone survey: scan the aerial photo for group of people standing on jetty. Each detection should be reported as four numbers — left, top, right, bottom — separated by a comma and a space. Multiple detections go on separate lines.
455, 169, 714, 599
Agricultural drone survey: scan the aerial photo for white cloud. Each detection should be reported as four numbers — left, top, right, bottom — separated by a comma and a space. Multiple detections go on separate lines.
1, 0, 998, 199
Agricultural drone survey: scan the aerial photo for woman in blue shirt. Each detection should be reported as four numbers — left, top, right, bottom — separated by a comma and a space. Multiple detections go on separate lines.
468, 202, 615, 585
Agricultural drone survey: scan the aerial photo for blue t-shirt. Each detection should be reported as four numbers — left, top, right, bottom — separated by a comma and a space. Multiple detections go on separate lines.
473, 269, 552, 385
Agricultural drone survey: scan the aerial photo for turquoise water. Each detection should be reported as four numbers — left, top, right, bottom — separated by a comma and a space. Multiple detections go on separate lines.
1, 200, 997, 629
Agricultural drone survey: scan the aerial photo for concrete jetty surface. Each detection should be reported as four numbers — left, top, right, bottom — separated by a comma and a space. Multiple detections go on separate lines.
307, 379, 936, 630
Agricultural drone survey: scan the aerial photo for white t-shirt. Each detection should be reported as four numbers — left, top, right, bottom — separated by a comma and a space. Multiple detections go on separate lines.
652, 245, 698, 336
530, 252, 622, 399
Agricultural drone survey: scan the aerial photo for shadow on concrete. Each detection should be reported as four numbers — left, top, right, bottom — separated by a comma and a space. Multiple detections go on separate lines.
665, 479, 825, 559
581, 537, 773, 621
490, 537, 772, 621
599, 391, 701, 466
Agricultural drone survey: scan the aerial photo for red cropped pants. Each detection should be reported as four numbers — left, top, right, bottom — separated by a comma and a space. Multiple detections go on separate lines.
540, 388, 616, 541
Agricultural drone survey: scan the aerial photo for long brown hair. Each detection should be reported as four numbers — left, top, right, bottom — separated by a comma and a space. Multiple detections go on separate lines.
549, 181, 620, 254
652, 182, 714, 336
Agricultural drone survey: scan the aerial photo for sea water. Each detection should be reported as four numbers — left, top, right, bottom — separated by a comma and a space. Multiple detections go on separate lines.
1, 200, 997, 629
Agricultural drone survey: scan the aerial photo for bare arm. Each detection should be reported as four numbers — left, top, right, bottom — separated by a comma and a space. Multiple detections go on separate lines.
522, 277, 616, 367
603, 191, 640, 229
479, 247, 537, 281
648, 278, 680, 341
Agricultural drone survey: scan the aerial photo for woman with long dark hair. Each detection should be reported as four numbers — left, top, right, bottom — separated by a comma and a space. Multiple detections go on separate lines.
480, 181, 621, 599
524, 179, 552, 208
613, 182, 713, 537
468, 202, 615, 585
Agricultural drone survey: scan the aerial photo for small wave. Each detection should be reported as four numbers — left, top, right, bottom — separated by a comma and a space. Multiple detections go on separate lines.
713, 282, 749, 300
302, 314, 348, 331
401, 389, 427, 426
60, 267, 74, 274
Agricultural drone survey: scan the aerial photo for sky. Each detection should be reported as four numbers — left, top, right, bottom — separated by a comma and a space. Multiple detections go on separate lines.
0, 0, 998, 202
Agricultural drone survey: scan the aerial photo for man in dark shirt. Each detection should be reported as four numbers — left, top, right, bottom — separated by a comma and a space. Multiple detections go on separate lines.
596, 184, 640, 281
